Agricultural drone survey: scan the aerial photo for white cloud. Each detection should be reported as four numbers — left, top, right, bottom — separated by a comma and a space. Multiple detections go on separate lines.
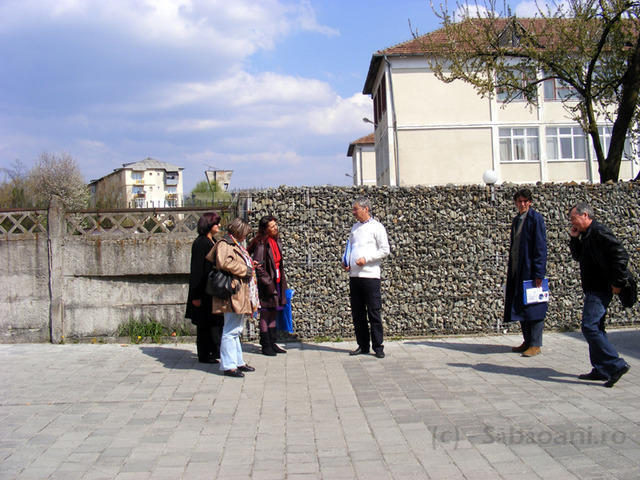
453, 4, 491, 22
187, 149, 303, 166
161, 75, 370, 138
0, 0, 337, 55
305, 93, 371, 135
295, 0, 340, 37
514, 1, 541, 17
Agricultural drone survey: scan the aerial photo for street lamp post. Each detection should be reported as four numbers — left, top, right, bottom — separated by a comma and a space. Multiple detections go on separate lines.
482, 169, 503, 333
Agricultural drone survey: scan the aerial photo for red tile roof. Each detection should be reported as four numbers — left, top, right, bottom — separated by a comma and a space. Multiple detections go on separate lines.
363, 17, 633, 93
347, 133, 375, 157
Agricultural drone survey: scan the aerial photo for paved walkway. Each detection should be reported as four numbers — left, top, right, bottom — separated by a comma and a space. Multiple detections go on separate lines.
1, 329, 639, 480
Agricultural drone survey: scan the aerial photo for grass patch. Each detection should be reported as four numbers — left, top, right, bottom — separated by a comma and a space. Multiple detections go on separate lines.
312, 335, 344, 343
117, 318, 192, 343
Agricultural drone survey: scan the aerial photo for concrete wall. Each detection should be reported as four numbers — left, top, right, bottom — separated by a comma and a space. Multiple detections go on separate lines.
1, 184, 638, 343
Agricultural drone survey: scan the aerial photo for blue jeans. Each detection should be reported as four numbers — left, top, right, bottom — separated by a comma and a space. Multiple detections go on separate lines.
220, 312, 246, 371
581, 292, 627, 376
520, 319, 544, 347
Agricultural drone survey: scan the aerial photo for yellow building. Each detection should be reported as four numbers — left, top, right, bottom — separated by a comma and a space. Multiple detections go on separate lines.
347, 133, 376, 186
89, 158, 184, 208
362, 21, 639, 186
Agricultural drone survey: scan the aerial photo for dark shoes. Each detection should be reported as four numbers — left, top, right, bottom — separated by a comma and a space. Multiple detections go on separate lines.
604, 364, 630, 388
272, 343, 287, 354
578, 369, 609, 381
511, 342, 529, 353
349, 347, 370, 356
223, 365, 254, 377
349, 347, 384, 358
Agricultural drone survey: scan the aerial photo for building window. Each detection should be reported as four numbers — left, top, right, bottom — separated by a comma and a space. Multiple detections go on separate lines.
499, 127, 539, 161
598, 126, 632, 158
373, 74, 386, 126
132, 186, 144, 195
544, 78, 578, 100
131, 172, 144, 184
167, 186, 177, 194
546, 126, 586, 160
496, 69, 536, 102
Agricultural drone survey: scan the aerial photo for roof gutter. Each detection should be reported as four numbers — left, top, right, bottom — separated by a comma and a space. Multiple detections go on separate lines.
384, 55, 400, 186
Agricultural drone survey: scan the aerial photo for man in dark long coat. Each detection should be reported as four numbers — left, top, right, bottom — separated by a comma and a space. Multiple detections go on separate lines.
504, 188, 548, 357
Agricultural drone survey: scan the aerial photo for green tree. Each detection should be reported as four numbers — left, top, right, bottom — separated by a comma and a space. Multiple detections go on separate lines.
189, 180, 231, 204
0, 160, 29, 208
419, 0, 640, 182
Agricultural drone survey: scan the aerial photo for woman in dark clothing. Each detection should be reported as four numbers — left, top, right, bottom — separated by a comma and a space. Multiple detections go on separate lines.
185, 212, 224, 363
248, 215, 289, 356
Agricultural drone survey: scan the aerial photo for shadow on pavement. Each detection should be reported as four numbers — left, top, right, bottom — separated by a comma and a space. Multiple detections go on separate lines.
140, 346, 224, 374
406, 340, 511, 355
560, 327, 640, 361
295, 342, 354, 354
448, 362, 586, 385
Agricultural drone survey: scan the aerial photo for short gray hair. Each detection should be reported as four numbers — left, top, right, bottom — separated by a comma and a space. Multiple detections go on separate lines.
353, 196, 372, 213
227, 217, 251, 239
570, 201, 594, 219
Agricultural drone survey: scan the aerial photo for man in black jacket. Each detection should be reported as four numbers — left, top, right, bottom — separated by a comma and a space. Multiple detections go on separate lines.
569, 202, 631, 387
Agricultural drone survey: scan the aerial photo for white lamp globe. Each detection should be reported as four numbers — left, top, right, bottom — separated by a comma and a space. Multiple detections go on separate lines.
482, 169, 498, 185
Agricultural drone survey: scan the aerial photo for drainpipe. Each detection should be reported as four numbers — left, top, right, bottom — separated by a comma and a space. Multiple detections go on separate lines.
384, 56, 400, 186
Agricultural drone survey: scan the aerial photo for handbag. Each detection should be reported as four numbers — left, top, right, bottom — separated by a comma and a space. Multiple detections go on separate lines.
619, 271, 637, 309
205, 269, 237, 299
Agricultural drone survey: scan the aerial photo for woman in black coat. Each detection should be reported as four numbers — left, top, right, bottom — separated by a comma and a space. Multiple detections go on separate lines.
185, 212, 224, 363
248, 215, 289, 356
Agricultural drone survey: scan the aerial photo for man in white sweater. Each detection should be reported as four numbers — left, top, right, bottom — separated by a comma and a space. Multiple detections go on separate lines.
343, 197, 390, 358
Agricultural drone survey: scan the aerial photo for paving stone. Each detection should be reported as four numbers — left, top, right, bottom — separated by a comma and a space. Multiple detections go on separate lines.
0, 330, 638, 479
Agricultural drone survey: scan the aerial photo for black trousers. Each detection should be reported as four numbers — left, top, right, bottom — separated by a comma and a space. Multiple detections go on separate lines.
195, 310, 224, 361
349, 277, 383, 353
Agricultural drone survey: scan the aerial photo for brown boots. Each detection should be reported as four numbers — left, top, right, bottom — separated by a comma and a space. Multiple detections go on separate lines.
511, 343, 541, 356
522, 346, 541, 357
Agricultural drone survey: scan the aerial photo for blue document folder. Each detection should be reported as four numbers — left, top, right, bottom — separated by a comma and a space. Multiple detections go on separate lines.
342, 239, 351, 267
522, 279, 549, 305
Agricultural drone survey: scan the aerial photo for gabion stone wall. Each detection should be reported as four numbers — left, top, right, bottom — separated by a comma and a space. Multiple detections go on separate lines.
248, 182, 640, 340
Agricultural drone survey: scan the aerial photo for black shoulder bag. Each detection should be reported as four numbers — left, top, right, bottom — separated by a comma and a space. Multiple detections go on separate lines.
619, 270, 637, 309
206, 269, 237, 299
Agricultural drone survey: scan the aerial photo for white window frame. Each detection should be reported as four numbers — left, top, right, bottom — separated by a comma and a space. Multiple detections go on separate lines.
546, 126, 587, 161
597, 126, 632, 159
499, 127, 540, 162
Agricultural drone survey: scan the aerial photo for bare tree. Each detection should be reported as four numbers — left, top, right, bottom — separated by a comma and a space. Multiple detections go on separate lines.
28, 153, 89, 210
419, 0, 640, 182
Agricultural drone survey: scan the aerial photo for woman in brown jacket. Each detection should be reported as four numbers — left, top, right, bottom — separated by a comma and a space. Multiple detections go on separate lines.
206, 218, 259, 378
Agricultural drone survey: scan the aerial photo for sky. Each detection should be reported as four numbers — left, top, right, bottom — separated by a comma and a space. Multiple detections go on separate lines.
0, 0, 540, 193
